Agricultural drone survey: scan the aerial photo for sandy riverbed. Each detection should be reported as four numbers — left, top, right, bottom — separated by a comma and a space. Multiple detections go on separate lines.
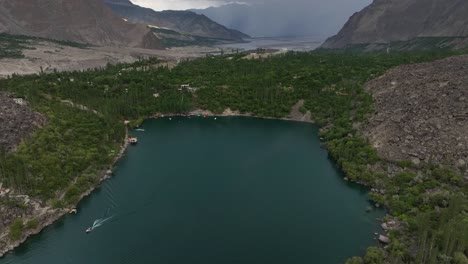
0, 41, 221, 78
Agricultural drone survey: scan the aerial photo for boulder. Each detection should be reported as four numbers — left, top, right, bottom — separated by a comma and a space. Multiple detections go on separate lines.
457, 159, 466, 168
379, 235, 390, 244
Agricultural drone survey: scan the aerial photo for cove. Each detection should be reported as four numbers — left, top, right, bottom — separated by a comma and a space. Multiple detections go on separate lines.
0, 117, 383, 264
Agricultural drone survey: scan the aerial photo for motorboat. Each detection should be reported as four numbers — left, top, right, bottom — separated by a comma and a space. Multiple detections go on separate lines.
128, 137, 138, 144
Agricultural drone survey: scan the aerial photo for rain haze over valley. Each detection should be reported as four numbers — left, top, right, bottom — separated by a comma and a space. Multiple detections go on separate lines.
132, 0, 372, 38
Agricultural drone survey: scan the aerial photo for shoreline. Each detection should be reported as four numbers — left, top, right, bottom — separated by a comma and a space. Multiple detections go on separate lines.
0, 128, 129, 258
157, 103, 313, 124
1, 103, 311, 258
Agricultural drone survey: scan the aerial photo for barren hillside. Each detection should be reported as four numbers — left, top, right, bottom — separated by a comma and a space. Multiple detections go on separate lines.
323, 0, 468, 48
0, 0, 162, 48
362, 55, 468, 172
0, 93, 46, 152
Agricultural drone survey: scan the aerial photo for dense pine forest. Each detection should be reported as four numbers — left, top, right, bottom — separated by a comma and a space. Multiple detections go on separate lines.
0, 49, 467, 263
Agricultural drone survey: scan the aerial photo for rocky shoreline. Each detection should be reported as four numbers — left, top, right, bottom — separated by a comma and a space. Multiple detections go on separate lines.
0, 101, 313, 258
0, 129, 129, 258
176, 100, 313, 124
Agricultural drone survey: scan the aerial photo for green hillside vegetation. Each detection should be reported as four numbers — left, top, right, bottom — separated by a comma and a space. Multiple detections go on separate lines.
343, 36, 468, 52
0, 33, 89, 59
0, 49, 466, 262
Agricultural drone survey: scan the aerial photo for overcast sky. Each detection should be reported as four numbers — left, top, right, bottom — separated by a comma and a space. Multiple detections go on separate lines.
131, 0, 245, 11
130, 0, 372, 37
130, 0, 370, 12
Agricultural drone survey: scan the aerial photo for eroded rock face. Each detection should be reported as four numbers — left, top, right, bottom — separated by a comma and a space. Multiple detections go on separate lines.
0, 0, 162, 49
362, 55, 468, 170
0, 92, 47, 152
322, 0, 468, 48
105, 0, 249, 41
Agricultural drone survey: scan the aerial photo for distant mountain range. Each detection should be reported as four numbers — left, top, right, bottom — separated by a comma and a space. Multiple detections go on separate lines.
191, 1, 371, 38
322, 0, 468, 49
0, 0, 161, 48
105, 0, 249, 41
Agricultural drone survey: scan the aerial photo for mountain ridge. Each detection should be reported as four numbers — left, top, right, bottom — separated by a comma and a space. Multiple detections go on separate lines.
105, 0, 249, 40
0, 0, 162, 49
191, 1, 372, 38
322, 0, 468, 48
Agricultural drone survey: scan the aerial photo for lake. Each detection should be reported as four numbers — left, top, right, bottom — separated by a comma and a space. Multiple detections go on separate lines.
0, 117, 382, 264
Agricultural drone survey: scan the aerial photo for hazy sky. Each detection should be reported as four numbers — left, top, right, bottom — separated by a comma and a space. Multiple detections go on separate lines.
131, 0, 370, 12
130, 0, 372, 37
131, 0, 245, 11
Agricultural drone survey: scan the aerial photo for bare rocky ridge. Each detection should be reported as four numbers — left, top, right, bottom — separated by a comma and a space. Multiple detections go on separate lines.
0, 0, 162, 48
105, 0, 249, 41
361, 55, 468, 172
0, 92, 46, 152
322, 0, 468, 49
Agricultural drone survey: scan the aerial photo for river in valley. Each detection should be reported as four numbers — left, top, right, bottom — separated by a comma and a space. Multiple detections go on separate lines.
1, 117, 383, 264
216, 36, 324, 52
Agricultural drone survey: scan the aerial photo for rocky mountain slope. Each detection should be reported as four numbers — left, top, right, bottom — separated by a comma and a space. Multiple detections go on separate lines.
105, 0, 248, 40
322, 0, 468, 48
0, 0, 162, 48
0, 93, 46, 152
362, 55, 468, 172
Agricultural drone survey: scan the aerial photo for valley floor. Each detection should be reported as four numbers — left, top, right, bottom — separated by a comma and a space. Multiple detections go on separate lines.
0, 40, 222, 78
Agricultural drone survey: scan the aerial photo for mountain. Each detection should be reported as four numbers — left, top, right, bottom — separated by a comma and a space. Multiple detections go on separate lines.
0, 0, 162, 48
322, 0, 468, 49
104, 0, 248, 40
191, 1, 371, 38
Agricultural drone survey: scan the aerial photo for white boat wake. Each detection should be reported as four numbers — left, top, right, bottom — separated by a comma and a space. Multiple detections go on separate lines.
92, 216, 114, 229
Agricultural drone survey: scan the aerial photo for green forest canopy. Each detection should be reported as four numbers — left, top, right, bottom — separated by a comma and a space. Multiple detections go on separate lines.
0, 49, 466, 263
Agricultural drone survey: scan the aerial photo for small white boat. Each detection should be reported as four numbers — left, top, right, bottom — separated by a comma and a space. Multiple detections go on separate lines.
135, 129, 145, 132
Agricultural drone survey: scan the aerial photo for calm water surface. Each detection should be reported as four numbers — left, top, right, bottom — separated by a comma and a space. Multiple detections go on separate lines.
1, 117, 382, 264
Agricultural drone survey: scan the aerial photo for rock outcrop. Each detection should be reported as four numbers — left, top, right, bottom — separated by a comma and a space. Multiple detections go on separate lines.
322, 0, 468, 49
361, 55, 468, 171
0, 93, 47, 152
0, 0, 162, 48
105, 0, 249, 41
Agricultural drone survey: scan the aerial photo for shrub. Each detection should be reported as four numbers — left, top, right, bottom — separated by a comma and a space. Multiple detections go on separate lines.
9, 219, 24, 240
51, 198, 64, 209
345, 256, 364, 264
26, 218, 39, 229
364, 247, 384, 264
453, 252, 468, 264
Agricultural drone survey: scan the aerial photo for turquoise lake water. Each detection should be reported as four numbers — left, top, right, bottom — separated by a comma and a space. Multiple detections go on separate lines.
1, 117, 382, 264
